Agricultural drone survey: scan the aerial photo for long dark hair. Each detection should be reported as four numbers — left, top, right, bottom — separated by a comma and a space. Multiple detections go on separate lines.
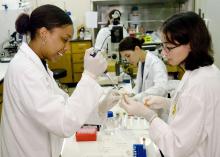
161, 11, 213, 70
15, 4, 72, 39
119, 37, 144, 52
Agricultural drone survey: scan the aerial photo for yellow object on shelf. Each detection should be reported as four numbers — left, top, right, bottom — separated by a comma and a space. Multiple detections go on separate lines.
144, 34, 152, 43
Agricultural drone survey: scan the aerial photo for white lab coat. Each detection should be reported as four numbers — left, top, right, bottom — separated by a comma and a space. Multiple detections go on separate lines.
0, 42, 104, 157
133, 51, 168, 101
149, 65, 220, 157
95, 24, 129, 50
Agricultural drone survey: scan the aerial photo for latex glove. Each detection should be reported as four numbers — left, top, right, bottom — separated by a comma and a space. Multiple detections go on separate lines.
118, 87, 135, 97
120, 96, 157, 123
143, 95, 171, 110
83, 48, 107, 79
98, 89, 121, 118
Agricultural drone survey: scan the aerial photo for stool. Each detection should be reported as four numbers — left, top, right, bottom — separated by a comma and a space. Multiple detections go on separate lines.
51, 69, 68, 93
52, 69, 67, 80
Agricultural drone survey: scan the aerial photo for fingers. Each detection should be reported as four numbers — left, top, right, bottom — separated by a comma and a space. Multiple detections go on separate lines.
119, 98, 130, 111
122, 94, 129, 104
85, 47, 95, 56
143, 95, 155, 106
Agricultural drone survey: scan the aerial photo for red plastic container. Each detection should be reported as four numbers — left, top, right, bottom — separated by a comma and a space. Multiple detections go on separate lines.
75, 128, 97, 142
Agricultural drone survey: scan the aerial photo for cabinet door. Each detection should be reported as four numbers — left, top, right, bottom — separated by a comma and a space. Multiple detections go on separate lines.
71, 41, 92, 54
72, 53, 85, 63
48, 50, 73, 83
71, 41, 92, 83
73, 63, 84, 73
73, 73, 82, 83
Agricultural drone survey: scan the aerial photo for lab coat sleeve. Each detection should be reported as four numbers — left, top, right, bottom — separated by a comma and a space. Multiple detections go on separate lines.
17, 68, 103, 138
149, 92, 206, 157
94, 28, 111, 50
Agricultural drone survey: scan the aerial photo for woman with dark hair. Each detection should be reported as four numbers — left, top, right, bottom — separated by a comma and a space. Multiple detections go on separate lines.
120, 12, 220, 157
94, 9, 128, 51
119, 37, 168, 101
0, 4, 120, 157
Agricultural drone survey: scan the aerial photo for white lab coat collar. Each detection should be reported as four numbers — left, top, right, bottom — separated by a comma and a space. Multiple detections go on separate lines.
136, 51, 151, 92
19, 42, 50, 76
142, 51, 151, 85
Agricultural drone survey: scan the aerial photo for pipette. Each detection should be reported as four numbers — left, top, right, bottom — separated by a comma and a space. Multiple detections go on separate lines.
104, 72, 120, 90
90, 48, 120, 90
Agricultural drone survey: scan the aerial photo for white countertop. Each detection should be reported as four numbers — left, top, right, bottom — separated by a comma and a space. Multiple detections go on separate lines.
0, 63, 9, 82
61, 82, 160, 157
61, 119, 160, 157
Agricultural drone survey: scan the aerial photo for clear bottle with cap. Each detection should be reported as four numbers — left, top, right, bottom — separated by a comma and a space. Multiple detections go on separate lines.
103, 111, 117, 135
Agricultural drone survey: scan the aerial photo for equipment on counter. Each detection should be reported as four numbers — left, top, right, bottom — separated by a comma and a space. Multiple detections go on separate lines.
0, 32, 22, 62
111, 26, 123, 43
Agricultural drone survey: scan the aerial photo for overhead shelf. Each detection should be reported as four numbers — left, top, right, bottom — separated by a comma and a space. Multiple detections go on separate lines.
91, 0, 189, 5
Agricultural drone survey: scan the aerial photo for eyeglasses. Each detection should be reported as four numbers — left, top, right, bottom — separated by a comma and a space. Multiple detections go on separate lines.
161, 43, 181, 52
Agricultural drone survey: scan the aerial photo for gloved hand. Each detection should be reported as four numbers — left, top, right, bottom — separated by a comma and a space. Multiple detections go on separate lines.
143, 95, 171, 110
83, 47, 107, 79
98, 89, 121, 118
120, 96, 158, 123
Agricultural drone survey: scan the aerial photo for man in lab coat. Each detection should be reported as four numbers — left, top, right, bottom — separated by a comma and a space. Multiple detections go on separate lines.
120, 12, 220, 157
0, 5, 120, 157
95, 9, 129, 51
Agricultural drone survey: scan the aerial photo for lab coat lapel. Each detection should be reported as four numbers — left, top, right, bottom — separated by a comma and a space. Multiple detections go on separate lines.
135, 61, 142, 93
141, 55, 150, 91
19, 42, 51, 77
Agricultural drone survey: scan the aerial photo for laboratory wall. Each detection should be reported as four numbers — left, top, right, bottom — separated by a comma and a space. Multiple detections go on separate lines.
205, 0, 220, 68
32, 0, 91, 28
0, 0, 20, 46
195, 0, 220, 68
0, 0, 91, 48
0, 10, 23, 48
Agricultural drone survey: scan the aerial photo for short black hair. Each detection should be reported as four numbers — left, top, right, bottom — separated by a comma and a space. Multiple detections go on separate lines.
15, 4, 72, 39
119, 37, 144, 52
161, 11, 213, 70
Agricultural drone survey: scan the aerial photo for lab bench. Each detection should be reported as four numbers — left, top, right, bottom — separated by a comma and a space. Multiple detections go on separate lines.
61, 83, 159, 157
61, 127, 159, 157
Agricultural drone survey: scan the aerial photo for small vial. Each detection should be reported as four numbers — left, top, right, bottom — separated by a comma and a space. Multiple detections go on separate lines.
104, 111, 116, 135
